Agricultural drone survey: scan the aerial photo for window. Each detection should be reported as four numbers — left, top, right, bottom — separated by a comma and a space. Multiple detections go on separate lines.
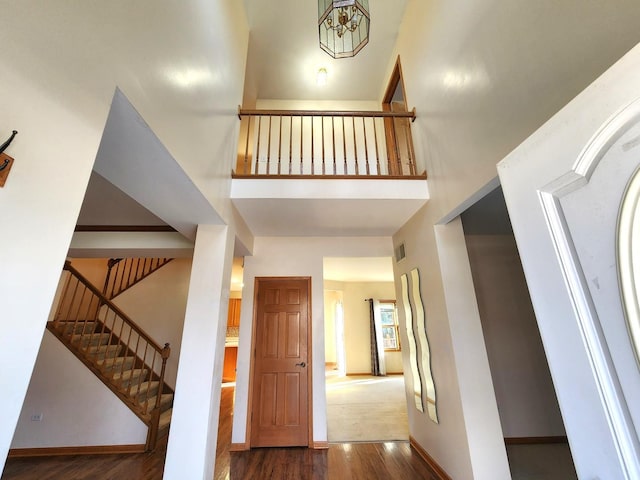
380, 300, 400, 351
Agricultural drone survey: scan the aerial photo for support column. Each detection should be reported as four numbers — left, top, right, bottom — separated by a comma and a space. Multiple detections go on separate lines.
163, 224, 234, 480
435, 218, 511, 480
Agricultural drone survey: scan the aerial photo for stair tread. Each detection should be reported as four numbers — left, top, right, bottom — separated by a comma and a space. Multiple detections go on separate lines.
96, 356, 135, 367
112, 368, 148, 380
144, 393, 173, 412
86, 344, 121, 354
55, 321, 99, 334
71, 333, 112, 346
132, 380, 160, 394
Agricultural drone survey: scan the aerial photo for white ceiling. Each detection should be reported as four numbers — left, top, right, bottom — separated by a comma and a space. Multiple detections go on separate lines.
243, 0, 409, 101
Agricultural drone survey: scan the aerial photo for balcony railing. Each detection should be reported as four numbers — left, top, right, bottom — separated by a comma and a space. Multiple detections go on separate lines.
235, 108, 424, 178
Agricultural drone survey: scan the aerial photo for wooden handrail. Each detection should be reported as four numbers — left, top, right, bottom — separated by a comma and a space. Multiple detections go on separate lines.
62, 262, 164, 353
239, 107, 416, 121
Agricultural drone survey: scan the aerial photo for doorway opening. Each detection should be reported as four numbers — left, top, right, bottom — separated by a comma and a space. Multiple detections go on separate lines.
382, 56, 416, 176
460, 184, 577, 479
323, 257, 409, 443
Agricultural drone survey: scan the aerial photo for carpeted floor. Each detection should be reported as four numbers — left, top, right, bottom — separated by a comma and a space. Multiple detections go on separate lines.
325, 373, 409, 443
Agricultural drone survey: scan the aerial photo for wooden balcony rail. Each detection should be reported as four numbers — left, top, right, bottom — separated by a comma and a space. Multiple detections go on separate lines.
53, 262, 170, 421
235, 107, 423, 178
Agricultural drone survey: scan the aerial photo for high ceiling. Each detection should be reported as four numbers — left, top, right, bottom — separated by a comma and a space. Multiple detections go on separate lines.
242, 0, 409, 101
76, 1, 414, 261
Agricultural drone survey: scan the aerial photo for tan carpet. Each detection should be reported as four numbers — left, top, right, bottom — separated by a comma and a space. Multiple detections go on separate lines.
326, 373, 409, 443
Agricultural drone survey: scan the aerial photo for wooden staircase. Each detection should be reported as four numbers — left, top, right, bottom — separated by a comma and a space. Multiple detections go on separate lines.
47, 261, 174, 451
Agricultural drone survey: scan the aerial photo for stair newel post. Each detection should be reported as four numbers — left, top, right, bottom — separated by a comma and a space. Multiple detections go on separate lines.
146, 342, 170, 452
157, 343, 171, 410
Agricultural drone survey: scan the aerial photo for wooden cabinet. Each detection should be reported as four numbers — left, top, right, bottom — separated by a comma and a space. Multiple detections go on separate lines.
222, 346, 238, 382
227, 298, 241, 328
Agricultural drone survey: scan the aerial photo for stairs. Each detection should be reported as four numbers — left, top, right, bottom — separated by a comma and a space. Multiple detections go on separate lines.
47, 261, 174, 452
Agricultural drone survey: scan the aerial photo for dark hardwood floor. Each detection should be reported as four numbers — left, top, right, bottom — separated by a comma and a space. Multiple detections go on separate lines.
2, 386, 436, 480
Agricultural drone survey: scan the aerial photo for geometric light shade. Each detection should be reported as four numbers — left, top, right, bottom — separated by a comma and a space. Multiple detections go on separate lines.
318, 0, 370, 59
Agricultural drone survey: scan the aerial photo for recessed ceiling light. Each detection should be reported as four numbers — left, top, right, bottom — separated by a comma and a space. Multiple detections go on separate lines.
317, 67, 328, 86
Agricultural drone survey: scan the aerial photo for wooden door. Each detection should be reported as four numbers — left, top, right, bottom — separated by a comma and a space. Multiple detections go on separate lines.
250, 277, 311, 447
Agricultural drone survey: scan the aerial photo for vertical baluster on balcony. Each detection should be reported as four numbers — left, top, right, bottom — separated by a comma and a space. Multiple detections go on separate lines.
373, 117, 381, 175
266, 115, 272, 174
321, 116, 326, 175
255, 116, 262, 175
342, 117, 347, 174
278, 115, 282, 175
332, 117, 337, 175
384, 117, 393, 175
311, 116, 315, 175
300, 116, 304, 175
243, 115, 251, 175
405, 121, 416, 175
289, 115, 293, 175
362, 117, 370, 175
352, 116, 359, 175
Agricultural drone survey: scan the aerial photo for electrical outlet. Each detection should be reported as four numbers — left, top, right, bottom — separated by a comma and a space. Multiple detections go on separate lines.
30, 413, 43, 422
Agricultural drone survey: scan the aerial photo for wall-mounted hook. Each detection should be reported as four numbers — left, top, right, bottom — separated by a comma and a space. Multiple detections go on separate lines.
0, 130, 17, 185
0, 130, 18, 155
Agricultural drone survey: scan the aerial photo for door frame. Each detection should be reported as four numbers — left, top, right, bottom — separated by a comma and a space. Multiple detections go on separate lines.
245, 276, 314, 448
382, 56, 415, 176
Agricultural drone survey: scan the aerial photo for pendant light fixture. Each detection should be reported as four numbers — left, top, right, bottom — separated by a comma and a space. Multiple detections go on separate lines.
318, 0, 370, 59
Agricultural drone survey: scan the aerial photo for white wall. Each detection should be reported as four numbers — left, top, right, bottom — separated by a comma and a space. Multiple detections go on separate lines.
325, 282, 403, 374
341, 282, 402, 374
466, 235, 565, 438
232, 236, 393, 445
0, 0, 249, 469
323, 290, 340, 364
387, 1, 640, 478
0, 52, 105, 469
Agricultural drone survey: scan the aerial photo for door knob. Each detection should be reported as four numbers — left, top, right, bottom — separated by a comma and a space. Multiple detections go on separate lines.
295, 362, 306, 367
